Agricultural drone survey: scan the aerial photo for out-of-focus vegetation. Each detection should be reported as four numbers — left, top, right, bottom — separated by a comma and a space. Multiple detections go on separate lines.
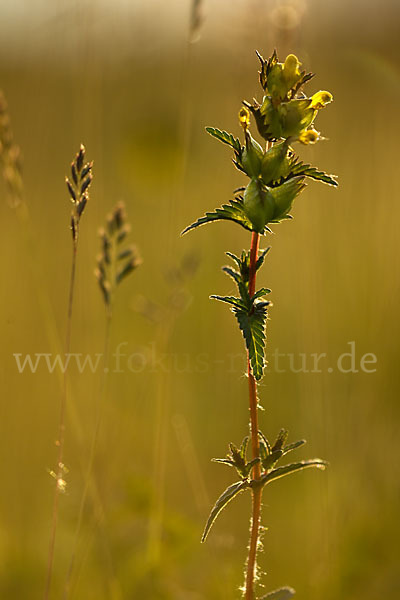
1, 1, 399, 598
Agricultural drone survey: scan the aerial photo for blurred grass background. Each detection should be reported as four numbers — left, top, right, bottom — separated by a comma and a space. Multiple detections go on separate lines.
1, 0, 400, 598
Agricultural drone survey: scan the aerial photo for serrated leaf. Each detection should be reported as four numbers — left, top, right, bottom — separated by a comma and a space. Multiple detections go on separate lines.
201, 480, 249, 543
251, 287, 271, 301
234, 303, 268, 381
181, 197, 260, 236
260, 586, 296, 600
232, 159, 247, 174
210, 295, 247, 309
283, 439, 306, 455
290, 159, 338, 186
260, 459, 328, 486
222, 266, 241, 285
225, 251, 242, 268
205, 127, 242, 153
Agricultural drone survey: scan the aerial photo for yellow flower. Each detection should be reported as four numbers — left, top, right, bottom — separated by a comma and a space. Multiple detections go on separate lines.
283, 54, 301, 77
299, 129, 320, 144
310, 90, 333, 110
238, 107, 250, 130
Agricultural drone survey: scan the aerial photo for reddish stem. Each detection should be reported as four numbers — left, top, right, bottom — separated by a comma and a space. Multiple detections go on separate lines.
245, 231, 262, 600
248, 232, 260, 298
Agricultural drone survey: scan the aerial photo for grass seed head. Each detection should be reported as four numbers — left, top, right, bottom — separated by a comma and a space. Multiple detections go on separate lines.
66, 144, 93, 243
95, 201, 141, 311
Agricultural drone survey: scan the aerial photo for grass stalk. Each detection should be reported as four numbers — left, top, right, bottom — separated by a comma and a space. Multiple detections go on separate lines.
63, 311, 112, 599
63, 202, 140, 597
44, 241, 78, 600
44, 145, 93, 600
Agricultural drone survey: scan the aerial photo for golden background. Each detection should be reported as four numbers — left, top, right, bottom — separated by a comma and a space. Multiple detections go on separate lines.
1, 1, 399, 598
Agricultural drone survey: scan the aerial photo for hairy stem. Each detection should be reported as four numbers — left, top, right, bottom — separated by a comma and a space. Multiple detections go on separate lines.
44, 241, 78, 600
245, 231, 262, 600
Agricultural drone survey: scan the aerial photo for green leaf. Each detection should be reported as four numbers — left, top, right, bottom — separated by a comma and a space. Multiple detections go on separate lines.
243, 99, 276, 142
201, 480, 249, 543
290, 159, 338, 186
238, 281, 251, 307
251, 287, 271, 301
258, 430, 271, 454
205, 127, 242, 153
272, 428, 289, 452
222, 266, 241, 285
245, 457, 261, 475
210, 295, 247, 310
234, 303, 268, 381
259, 439, 268, 462
240, 435, 249, 459
283, 439, 306, 455
212, 458, 235, 467
260, 586, 296, 600
260, 459, 328, 486
181, 197, 264, 236
256, 247, 271, 271
261, 449, 283, 471
269, 176, 306, 222
225, 251, 242, 268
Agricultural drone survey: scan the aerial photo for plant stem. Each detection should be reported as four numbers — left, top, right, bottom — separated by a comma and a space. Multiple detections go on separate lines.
147, 319, 173, 564
63, 310, 113, 598
44, 241, 78, 600
245, 231, 262, 600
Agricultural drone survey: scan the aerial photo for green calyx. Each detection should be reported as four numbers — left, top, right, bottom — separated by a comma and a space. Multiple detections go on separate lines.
242, 175, 305, 233
243, 178, 274, 233
260, 140, 291, 184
